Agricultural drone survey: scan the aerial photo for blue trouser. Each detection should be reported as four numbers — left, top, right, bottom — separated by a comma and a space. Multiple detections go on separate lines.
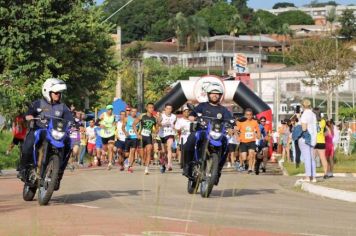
298, 139, 316, 177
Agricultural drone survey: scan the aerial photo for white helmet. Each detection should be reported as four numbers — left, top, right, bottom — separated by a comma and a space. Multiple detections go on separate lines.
42, 78, 67, 103
207, 82, 224, 94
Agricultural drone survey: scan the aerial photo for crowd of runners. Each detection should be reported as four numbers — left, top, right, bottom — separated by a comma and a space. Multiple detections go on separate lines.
58, 102, 272, 176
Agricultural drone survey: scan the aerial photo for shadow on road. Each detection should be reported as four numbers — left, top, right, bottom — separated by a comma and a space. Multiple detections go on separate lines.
210, 188, 277, 198
52, 189, 150, 204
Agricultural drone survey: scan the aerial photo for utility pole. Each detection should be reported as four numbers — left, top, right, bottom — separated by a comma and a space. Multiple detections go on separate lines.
258, 33, 262, 98
115, 26, 122, 100
335, 37, 339, 122
136, 60, 144, 113
206, 39, 210, 75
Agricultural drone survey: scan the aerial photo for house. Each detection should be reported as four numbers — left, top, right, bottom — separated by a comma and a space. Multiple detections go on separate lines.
139, 35, 283, 72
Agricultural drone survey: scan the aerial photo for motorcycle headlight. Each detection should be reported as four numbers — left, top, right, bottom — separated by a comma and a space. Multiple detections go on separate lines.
209, 130, 222, 140
51, 129, 65, 140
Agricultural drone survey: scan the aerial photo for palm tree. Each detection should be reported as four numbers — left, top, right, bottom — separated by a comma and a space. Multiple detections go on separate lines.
326, 6, 337, 35
185, 15, 209, 51
277, 23, 292, 64
169, 12, 189, 51
228, 13, 246, 36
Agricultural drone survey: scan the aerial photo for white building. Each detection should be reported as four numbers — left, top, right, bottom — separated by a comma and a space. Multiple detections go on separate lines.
266, 5, 356, 19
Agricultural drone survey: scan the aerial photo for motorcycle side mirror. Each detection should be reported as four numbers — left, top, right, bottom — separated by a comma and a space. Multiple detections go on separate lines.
36, 108, 42, 113
197, 113, 202, 117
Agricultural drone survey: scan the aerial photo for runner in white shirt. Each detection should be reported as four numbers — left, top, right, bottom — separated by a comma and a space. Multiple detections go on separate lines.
115, 111, 127, 171
174, 105, 191, 167
158, 103, 177, 172
85, 119, 97, 166
226, 127, 239, 168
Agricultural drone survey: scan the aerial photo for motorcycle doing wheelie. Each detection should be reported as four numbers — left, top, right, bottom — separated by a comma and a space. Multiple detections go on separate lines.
22, 115, 71, 205
186, 104, 234, 198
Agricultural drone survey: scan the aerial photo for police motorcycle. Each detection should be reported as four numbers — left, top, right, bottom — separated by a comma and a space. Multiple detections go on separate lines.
186, 104, 234, 198
22, 112, 71, 205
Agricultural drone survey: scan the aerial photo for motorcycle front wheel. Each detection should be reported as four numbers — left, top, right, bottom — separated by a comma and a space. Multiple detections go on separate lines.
200, 153, 219, 198
38, 155, 60, 206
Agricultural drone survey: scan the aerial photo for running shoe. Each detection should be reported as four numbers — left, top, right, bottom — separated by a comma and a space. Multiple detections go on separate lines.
128, 166, 134, 173
119, 165, 125, 171
107, 163, 113, 170
168, 166, 173, 171
160, 165, 166, 173
227, 162, 232, 168
144, 167, 149, 175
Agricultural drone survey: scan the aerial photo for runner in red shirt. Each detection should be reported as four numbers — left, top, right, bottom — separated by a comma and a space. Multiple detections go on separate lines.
6, 115, 27, 155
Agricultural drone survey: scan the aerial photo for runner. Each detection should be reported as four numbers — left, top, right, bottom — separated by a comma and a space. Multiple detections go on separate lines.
99, 105, 116, 170
158, 103, 177, 172
133, 103, 158, 175
6, 114, 27, 156
69, 111, 82, 169
94, 120, 103, 166
174, 105, 191, 167
115, 111, 127, 171
255, 117, 269, 175
236, 108, 261, 174
226, 127, 239, 169
122, 107, 138, 173
86, 119, 97, 167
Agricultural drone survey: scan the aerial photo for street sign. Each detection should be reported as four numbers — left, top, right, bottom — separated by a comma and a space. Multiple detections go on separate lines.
234, 53, 248, 73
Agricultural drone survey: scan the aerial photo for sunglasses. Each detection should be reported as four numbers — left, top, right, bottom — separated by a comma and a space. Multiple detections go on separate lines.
52, 92, 61, 95
261, 120, 266, 122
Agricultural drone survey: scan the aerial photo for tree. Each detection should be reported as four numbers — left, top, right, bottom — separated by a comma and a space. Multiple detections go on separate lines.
0, 0, 116, 117
228, 13, 246, 36
277, 10, 314, 25
290, 38, 355, 118
170, 13, 208, 51
249, 10, 279, 34
277, 23, 292, 63
306, 1, 339, 7
326, 6, 337, 34
272, 2, 296, 9
339, 9, 356, 40
196, 2, 239, 35
230, 0, 252, 20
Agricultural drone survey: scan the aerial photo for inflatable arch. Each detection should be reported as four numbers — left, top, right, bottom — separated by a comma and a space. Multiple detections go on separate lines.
154, 76, 272, 131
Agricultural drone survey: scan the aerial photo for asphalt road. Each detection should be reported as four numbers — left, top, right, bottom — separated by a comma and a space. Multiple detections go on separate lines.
1, 163, 356, 236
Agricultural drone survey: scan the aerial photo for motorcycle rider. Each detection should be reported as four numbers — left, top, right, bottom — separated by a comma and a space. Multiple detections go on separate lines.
19, 78, 74, 190
182, 82, 232, 182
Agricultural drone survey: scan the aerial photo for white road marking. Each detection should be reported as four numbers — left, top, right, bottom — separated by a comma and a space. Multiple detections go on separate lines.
297, 233, 330, 236
149, 215, 197, 223
71, 204, 99, 209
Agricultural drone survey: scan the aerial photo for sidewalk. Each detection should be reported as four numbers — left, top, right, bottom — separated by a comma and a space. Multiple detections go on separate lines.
295, 177, 356, 203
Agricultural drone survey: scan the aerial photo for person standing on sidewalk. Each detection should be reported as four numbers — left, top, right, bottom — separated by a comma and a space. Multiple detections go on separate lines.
298, 99, 317, 183
313, 108, 328, 179
325, 120, 335, 178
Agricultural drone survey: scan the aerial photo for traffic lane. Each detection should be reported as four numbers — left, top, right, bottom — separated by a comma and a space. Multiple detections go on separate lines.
1, 167, 356, 236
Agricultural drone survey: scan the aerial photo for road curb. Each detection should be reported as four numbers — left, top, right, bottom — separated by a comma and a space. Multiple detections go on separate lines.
295, 180, 356, 203
278, 160, 289, 176
296, 173, 356, 177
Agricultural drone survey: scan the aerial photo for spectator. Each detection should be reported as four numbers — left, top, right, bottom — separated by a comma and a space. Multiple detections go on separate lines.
280, 119, 291, 163
325, 120, 334, 178
298, 99, 317, 183
313, 108, 328, 179
78, 124, 87, 167
290, 116, 301, 167
6, 114, 27, 155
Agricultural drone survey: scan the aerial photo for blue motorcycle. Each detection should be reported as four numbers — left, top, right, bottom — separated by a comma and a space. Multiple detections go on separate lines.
186, 104, 234, 198
22, 115, 71, 205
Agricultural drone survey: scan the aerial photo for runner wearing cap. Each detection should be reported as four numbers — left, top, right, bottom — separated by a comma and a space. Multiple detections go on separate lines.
99, 104, 116, 170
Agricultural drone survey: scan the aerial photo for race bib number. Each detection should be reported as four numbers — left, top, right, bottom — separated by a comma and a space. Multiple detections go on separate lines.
245, 132, 254, 139
164, 127, 174, 136
70, 130, 78, 139
128, 129, 136, 136
141, 128, 151, 136
119, 131, 125, 137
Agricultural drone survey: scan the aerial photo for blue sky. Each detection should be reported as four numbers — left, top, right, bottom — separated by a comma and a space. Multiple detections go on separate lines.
96, 0, 355, 9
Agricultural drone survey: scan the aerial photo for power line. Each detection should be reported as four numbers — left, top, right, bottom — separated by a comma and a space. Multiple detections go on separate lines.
101, 0, 135, 23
